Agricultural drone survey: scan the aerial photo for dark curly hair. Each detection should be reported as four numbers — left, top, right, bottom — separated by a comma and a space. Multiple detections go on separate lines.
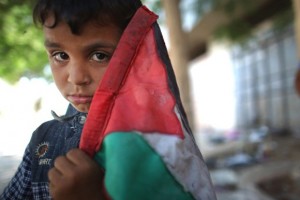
33, 0, 142, 34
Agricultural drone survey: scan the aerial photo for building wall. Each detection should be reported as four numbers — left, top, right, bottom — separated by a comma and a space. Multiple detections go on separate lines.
232, 26, 300, 132
189, 43, 235, 132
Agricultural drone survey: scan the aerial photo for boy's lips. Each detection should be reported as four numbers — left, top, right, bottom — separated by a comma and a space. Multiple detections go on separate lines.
68, 95, 93, 104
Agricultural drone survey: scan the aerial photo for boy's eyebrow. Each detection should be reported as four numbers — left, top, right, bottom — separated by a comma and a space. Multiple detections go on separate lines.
84, 42, 117, 51
44, 40, 60, 48
44, 40, 117, 50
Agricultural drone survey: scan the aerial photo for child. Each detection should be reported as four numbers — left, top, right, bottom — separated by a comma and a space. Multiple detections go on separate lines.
1, 0, 216, 199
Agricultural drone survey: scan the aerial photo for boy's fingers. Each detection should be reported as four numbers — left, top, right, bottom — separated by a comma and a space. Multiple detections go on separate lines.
53, 155, 75, 174
66, 148, 92, 165
48, 179, 59, 197
66, 149, 104, 179
48, 149, 105, 199
48, 167, 62, 185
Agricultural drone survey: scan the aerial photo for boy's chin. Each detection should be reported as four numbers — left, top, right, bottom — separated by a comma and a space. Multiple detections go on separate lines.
72, 104, 90, 113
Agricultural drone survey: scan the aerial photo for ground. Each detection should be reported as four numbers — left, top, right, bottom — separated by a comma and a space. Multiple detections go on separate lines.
1, 132, 299, 199
200, 131, 300, 200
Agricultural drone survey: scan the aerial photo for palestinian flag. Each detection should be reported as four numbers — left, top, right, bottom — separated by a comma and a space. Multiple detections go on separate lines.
79, 6, 216, 200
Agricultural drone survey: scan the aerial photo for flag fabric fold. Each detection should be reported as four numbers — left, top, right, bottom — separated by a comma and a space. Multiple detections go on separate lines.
79, 5, 216, 200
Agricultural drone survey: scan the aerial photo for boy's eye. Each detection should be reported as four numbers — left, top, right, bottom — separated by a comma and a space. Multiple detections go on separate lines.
91, 52, 110, 63
52, 52, 69, 61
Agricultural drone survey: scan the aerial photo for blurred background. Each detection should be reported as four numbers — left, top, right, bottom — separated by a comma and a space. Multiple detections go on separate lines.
1, 0, 300, 199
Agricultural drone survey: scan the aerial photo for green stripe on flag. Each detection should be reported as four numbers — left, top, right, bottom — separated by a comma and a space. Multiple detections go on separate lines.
94, 132, 194, 200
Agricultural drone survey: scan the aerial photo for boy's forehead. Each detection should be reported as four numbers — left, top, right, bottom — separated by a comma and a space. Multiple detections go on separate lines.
43, 19, 122, 49
43, 13, 56, 27
43, 15, 121, 37
43, 10, 120, 29
43, 20, 72, 41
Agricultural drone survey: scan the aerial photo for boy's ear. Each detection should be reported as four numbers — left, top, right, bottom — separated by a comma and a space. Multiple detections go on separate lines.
295, 67, 300, 96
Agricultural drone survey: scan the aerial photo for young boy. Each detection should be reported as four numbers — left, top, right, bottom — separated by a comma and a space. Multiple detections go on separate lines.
1, 0, 216, 199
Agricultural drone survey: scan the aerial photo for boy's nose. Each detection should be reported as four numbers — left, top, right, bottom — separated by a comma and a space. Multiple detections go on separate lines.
67, 62, 91, 85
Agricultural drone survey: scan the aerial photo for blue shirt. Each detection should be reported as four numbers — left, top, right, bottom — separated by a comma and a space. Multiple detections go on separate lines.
0, 105, 86, 199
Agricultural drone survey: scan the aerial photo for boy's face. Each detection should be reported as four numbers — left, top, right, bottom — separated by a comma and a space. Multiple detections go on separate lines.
43, 19, 122, 113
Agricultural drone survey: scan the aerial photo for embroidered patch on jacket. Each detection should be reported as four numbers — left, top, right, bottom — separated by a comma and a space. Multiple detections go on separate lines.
36, 142, 52, 166
36, 142, 49, 158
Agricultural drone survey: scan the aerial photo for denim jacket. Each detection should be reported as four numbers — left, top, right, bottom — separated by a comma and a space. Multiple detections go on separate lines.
0, 104, 86, 199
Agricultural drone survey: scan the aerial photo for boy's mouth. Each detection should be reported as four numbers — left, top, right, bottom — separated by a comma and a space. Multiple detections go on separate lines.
67, 95, 93, 104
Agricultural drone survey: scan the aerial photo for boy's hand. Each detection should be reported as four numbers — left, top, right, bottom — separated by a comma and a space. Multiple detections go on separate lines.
48, 148, 104, 200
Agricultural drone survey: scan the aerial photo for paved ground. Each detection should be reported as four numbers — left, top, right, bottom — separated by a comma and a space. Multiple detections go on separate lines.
205, 134, 300, 200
